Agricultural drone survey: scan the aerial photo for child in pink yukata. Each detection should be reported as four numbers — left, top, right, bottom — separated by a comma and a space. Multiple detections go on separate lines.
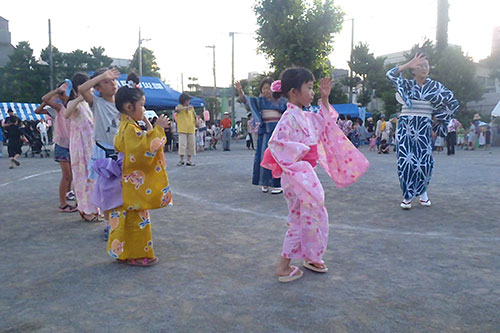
261, 68, 370, 282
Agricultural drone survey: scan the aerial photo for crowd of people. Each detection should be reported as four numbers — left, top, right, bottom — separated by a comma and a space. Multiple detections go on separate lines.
0, 53, 496, 281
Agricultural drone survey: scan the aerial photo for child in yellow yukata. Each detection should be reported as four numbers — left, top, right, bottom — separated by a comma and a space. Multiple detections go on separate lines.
106, 77, 172, 267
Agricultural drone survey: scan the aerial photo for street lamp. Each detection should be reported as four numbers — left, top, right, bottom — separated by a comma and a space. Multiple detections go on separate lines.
138, 28, 151, 76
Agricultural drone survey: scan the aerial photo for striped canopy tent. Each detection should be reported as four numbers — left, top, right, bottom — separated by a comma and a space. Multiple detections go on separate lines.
0, 102, 47, 121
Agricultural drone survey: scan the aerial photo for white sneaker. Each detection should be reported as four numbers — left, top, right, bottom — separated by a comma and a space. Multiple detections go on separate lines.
400, 201, 412, 210
419, 199, 432, 207
271, 188, 283, 194
261, 186, 269, 193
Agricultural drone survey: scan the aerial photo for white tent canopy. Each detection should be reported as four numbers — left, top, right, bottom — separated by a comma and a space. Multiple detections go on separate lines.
492, 99, 500, 118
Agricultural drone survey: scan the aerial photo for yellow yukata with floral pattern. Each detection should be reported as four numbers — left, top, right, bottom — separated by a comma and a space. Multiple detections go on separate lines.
107, 114, 173, 260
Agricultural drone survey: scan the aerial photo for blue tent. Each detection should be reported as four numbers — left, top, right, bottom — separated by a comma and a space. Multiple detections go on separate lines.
332, 103, 372, 118
116, 75, 205, 109
0, 102, 46, 121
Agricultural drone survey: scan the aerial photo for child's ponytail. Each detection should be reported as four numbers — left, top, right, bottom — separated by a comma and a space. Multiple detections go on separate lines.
115, 72, 144, 113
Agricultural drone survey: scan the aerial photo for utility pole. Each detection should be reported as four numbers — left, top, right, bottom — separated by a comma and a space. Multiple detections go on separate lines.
181, 73, 184, 92
229, 32, 235, 124
205, 45, 217, 96
138, 28, 151, 76
347, 18, 354, 104
48, 19, 54, 90
436, 0, 449, 53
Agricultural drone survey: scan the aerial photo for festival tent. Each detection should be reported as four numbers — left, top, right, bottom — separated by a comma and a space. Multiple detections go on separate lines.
332, 103, 372, 118
0, 102, 45, 121
116, 75, 205, 109
492, 99, 500, 118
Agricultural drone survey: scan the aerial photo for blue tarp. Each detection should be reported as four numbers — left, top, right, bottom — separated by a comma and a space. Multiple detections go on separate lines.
0, 102, 45, 121
332, 103, 372, 118
116, 75, 205, 109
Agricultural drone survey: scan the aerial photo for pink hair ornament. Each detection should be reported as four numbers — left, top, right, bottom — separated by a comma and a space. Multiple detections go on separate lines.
270, 80, 282, 93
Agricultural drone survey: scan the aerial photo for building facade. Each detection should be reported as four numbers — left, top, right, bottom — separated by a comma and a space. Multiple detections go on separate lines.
0, 16, 15, 67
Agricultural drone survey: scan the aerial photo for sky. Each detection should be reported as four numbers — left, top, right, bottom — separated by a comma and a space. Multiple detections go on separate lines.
1, 0, 499, 91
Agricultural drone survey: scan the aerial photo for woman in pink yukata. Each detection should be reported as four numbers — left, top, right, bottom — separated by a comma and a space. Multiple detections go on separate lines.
261, 68, 369, 282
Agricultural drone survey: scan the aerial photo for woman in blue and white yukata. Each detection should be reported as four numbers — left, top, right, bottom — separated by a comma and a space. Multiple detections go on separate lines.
386, 53, 459, 210
236, 78, 287, 194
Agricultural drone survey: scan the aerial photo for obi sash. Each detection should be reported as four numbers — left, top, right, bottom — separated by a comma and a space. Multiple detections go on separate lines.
261, 145, 318, 178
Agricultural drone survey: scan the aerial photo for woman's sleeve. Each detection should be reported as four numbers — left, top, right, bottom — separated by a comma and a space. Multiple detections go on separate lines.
386, 66, 413, 108
317, 102, 370, 188
245, 96, 263, 125
430, 81, 459, 136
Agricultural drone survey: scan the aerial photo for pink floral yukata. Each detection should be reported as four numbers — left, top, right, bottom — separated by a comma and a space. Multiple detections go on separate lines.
69, 102, 98, 215
262, 102, 369, 263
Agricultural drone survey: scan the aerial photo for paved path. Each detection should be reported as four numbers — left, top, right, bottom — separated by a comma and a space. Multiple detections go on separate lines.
0, 144, 499, 332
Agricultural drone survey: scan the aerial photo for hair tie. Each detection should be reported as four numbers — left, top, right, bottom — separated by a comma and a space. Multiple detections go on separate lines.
270, 80, 281, 93
126, 80, 139, 89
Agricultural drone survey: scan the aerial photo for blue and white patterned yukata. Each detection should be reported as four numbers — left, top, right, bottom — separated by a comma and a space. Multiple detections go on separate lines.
246, 96, 287, 187
386, 67, 459, 200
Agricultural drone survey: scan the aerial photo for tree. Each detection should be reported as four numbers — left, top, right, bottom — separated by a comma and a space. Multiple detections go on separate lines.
347, 42, 386, 106
205, 97, 222, 120
0, 41, 48, 102
483, 52, 500, 81
40, 45, 113, 83
130, 47, 161, 77
328, 82, 347, 104
254, 0, 344, 79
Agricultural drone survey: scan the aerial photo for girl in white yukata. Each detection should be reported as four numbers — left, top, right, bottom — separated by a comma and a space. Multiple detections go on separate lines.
261, 68, 369, 282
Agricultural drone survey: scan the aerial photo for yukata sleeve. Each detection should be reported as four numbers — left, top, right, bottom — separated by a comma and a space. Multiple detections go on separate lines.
267, 113, 324, 210
115, 123, 166, 163
430, 81, 459, 137
317, 102, 370, 188
245, 96, 263, 125
386, 66, 413, 108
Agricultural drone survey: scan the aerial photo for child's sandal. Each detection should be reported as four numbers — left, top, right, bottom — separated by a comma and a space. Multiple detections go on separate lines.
126, 257, 158, 267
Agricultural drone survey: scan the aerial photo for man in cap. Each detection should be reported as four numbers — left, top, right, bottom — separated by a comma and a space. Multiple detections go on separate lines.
220, 112, 232, 151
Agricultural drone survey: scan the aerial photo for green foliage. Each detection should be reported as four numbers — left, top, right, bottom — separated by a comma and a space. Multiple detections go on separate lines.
40, 45, 112, 83
205, 97, 221, 120
254, 0, 344, 79
328, 82, 347, 104
347, 42, 387, 106
483, 52, 500, 81
0, 41, 48, 102
130, 47, 161, 77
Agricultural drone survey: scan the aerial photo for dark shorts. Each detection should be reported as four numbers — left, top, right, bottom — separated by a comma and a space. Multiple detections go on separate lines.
54, 144, 70, 162
8, 140, 22, 157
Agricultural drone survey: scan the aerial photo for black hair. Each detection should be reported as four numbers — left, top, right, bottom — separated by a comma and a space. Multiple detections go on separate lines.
70, 72, 90, 100
115, 85, 145, 114
7, 108, 13, 113
273, 67, 315, 99
259, 77, 273, 93
179, 93, 192, 105
91, 68, 109, 88
127, 71, 140, 85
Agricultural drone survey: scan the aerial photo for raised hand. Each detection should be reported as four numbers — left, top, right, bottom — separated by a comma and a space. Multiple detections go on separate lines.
319, 77, 332, 100
156, 114, 171, 129
406, 53, 427, 70
235, 81, 243, 92
104, 69, 120, 80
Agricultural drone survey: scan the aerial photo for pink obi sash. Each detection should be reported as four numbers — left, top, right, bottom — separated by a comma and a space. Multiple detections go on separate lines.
261, 144, 318, 178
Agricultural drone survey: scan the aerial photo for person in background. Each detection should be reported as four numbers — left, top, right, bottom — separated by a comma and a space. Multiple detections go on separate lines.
446, 118, 460, 155
220, 112, 232, 151
36, 117, 49, 147
175, 93, 196, 166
